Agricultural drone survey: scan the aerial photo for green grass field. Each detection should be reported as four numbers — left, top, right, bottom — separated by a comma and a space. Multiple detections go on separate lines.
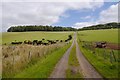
2, 32, 73, 44
2, 31, 73, 78
78, 29, 119, 43
77, 29, 119, 78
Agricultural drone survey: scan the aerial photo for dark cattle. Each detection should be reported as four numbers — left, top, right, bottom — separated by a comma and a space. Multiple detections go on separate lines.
60, 40, 63, 42
42, 38, 45, 40
65, 39, 68, 42
24, 40, 29, 44
24, 40, 27, 44
43, 42, 49, 45
4, 43, 6, 45
24, 40, 32, 44
56, 40, 59, 42
47, 40, 56, 44
33, 40, 38, 45
47, 40, 50, 42
68, 35, 72, 40
11, 42, 22, 44
37, 41, 42, 45
28, 40, 33, 44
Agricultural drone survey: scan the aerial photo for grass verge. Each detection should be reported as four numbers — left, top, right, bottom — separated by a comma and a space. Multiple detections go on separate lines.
14, 43, 71, 78
77, 33, 118, 78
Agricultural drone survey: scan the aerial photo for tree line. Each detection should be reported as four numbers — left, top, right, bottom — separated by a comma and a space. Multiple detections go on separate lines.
7, 22, 119, 32
78, 22, 120, 31
7, 25, 77, 32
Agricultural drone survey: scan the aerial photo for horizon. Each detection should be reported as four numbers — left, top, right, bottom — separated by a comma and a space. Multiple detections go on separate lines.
1, 0, 119, 32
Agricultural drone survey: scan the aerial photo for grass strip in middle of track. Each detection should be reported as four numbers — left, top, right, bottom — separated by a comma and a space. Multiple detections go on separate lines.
66, 43, 83, 78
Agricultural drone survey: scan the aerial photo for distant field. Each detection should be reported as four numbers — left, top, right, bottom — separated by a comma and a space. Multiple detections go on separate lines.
78, 29, 119, 43
2, 32, 73, 44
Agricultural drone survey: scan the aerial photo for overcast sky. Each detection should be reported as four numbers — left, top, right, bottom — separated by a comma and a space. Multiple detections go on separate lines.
1, 0, 119, 32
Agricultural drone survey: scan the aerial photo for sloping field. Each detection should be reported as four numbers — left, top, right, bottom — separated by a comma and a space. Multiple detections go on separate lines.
78, 29, 119, 43
2, 32, 73, 44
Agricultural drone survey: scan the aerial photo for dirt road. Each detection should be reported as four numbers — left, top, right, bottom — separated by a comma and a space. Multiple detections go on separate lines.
49, 33, 75, 78
75, 33, 102, 78
49, 32, 102, 78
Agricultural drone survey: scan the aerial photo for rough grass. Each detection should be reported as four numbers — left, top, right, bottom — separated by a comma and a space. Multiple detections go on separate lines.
78, 29, 119, 43
77, 34, 119, 78
68, 44, 79, 66
2, 43, 66, 78
66, 44, 82, 78
2, 32, 73, 44
14, 43, 71, 78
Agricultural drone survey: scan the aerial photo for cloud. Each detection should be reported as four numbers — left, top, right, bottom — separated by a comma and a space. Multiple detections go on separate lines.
98, 3, 118, 23
73, 22, 98, 29
1, 1, 104, 32
2, 0, 104, 2
0, 3, 2, 32
73, 3, 118, 29
81, 16, 91, 20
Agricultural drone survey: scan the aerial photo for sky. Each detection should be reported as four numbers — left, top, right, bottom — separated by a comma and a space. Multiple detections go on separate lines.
0, 0, 119, 32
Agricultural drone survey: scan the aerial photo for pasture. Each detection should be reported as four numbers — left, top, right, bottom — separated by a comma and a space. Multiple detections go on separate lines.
2, 31, 73, 78
2, 31, 73, 44
78, 29, 119, 43
77, 29, 119, 78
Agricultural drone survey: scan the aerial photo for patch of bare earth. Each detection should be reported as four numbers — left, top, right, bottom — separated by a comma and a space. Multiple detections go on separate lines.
106, 43, 120, 50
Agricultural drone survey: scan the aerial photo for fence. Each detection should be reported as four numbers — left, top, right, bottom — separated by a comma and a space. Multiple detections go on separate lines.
81, 41, 118, 64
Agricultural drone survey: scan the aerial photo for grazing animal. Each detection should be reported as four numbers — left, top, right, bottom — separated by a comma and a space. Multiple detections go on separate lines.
42, 38, 45, 40
43, 42, 48, 45
56, 40, 59, 42
27, 40, 32, 44
60, 40, 63, 42
24, 40, 32, 44
65, 40, 68, 42
11, 42, 22, 44
33, 40, 38, 45
37, 41, 42, 45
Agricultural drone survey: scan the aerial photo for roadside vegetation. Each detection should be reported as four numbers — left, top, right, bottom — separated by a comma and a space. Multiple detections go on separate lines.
77, 29, 119, 78
66, 43, 82, 78
3, 43, 66, 78
14, 43, 71, 78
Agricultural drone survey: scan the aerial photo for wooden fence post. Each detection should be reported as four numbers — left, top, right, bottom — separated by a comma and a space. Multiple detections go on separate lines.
28, 51, 31, 60
110, 51, 113, 63
97, 49, 99, 56
103, 50, 106, 60
38, 52, 40, 57
112, 50, 116, 62
13, 55, 15, 72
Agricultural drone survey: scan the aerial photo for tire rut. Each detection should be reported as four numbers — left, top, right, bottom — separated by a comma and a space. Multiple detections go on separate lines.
75, 33, 102, 78
49, 33, 75, 78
